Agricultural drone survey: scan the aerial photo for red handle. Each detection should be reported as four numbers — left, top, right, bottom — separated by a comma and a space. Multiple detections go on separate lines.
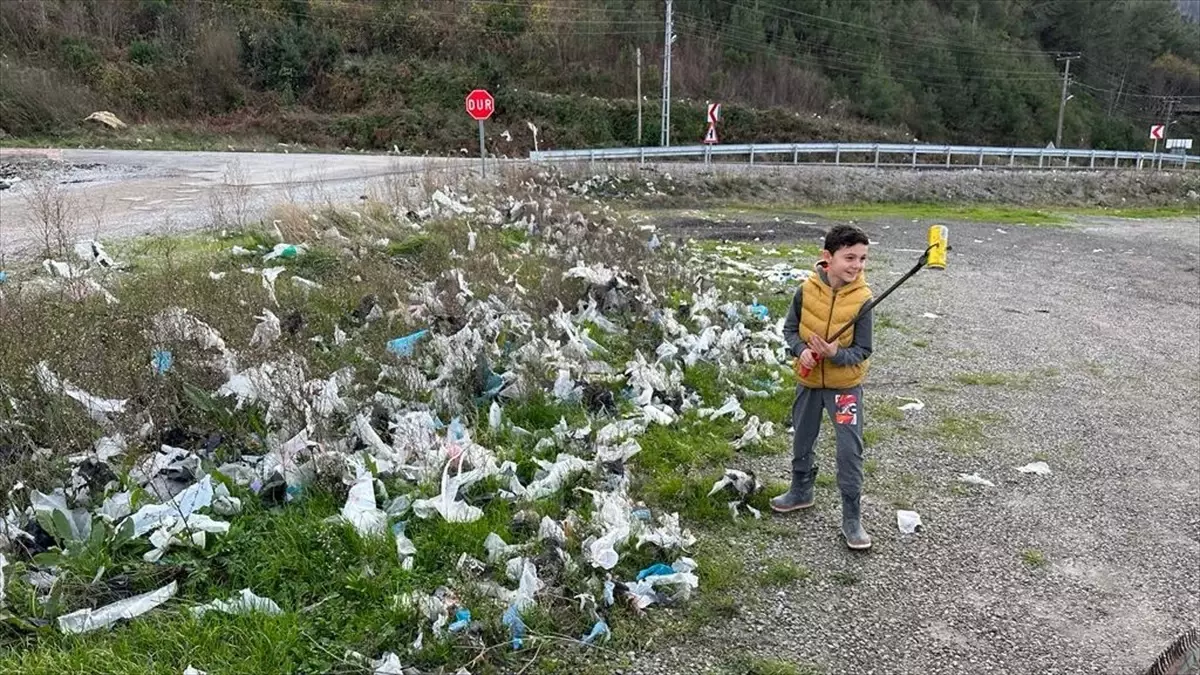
799, 353, 822, 377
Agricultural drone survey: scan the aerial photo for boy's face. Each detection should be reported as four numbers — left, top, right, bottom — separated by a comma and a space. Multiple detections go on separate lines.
822, 243, 868, 286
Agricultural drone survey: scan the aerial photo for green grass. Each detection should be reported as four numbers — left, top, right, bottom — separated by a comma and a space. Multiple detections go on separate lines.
758, 561, 811, 587
1058, 205, 1199, 219
926, 412, 1005, 455
725, 656, 824, 675
803, 202, 1068, 225
1020, 549, 1048, 569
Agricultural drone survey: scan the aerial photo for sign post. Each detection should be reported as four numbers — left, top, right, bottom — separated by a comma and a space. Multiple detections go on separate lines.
703, 102, 720, 146
465, 89, 495, 178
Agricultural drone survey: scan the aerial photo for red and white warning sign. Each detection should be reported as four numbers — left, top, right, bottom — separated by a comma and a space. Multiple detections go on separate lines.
1150, 124, 1165, 140
707, 102, 721, 125
703, 124, 718, 144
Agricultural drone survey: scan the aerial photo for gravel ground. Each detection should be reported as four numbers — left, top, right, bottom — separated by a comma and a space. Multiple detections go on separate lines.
627, 212, 1200, 675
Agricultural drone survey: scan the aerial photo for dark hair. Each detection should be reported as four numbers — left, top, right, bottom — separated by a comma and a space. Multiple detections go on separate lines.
823, 224, 870, 253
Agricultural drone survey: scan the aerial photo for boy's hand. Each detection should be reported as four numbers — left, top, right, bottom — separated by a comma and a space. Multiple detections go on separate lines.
799, 348, 818, 370
808, 336, 838, 358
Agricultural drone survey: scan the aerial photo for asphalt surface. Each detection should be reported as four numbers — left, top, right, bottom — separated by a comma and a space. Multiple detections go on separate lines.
625, 213, 1200, 675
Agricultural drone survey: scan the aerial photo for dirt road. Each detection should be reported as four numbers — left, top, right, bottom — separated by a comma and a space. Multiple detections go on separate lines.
0, 148, 474, 258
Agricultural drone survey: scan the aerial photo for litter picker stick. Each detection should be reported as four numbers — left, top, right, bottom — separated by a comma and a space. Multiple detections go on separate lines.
799, 226, 948, 378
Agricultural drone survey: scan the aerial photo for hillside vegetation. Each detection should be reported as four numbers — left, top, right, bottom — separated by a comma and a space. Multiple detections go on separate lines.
0, 0, 1197, 153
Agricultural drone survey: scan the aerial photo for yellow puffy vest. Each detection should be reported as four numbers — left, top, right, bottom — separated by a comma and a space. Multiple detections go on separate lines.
793, 265, 872, 389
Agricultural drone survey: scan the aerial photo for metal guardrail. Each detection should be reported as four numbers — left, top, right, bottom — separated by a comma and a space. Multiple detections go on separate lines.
529, 141, 1196, 170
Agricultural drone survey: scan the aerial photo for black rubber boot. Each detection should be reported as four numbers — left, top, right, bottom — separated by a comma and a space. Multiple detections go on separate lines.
841, 493, 872, 550
770, 470, 816, 513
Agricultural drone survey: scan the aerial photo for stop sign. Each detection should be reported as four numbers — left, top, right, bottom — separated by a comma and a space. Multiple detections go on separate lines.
465, 89, 494, 121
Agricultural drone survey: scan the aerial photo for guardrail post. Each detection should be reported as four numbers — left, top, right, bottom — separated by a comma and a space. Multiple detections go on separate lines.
1114, 154, 1120, 168
1089, 151, 1095, 169
793, 146, 799, 165
945, 147, 952, 167
1038, 150, 1044, 169
978, 148, 984, 168
1137, 154, 1143, 170
1064, 151, 1070, 169
911, 146, 917, 167
1009, 149, 1015, 167
873, 145, 880, 168
835, 144, 841, 165
589, 149, 595, 166
639, 147, 645, 165
749, 145, 755, 165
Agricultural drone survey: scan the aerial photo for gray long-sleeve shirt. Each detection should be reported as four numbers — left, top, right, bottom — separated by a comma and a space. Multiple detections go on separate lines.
782, 282, 874, 366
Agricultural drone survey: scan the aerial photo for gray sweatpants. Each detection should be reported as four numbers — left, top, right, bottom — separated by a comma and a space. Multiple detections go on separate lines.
791, 384, 865, 499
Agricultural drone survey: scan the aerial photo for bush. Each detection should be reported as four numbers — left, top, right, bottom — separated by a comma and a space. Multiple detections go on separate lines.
59, 37, 101, 74
128, 40, 162, 66
0, 63, 94, 135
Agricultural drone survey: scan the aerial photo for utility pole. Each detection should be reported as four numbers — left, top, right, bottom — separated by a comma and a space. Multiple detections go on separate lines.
636, 47, 643, 146
660, 0, 673, 147
1159, 96, 1180, 170
1164, 96, 1179, 141
1055, 53, 1079, 149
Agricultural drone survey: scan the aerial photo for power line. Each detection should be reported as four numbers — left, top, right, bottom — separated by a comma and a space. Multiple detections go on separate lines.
684, 21, 1062, 86
707, 0, 1055, 58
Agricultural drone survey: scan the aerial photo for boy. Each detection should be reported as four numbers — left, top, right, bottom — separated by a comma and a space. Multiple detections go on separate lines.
773, 224, 874, 550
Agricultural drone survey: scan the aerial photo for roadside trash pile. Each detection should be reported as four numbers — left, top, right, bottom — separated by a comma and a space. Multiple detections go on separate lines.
0, 172, 797, 673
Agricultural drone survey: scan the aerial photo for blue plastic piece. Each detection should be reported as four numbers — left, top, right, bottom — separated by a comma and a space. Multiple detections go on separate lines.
152, 349, 173, 375
448, 417, 467, 442
636, 563, 675, 581
502, 604, 527, 649
448, 607, 471, 633
581, 619, 611, 645
749, 303, 769, 320
0, 271, 8, 284
386, 329, 429, 357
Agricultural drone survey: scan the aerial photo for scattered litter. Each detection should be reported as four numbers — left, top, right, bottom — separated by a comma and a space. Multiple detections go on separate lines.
897, 398, 925, 412
448, 608, 471, 633
636, 563, 675, 580
387, 329, 429, 357
370, 652, 404, 675
342, 472, 388, 536
581, 619, 611, 645
502, 604, 527, 649
183, 667, 207, 675
922, 312, 941, 319
191, 589, 282, 618
708, 469, 763, 518
635, 512, 696, 551
263, 243, 305, 261
958, 473, 995, 487
151, 349, 174, 375
393, 521, 417, 564
731, 416, 775, 449
35, 361, 127, 424
58, 581, 178, 634
250, 310, 281, 347
896, 510, 923, 534
1016, 461, 1051, 476
261, 267, 286, 306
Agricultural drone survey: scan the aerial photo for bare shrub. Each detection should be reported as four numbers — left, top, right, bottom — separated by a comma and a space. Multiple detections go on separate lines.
24, 175, 76, 258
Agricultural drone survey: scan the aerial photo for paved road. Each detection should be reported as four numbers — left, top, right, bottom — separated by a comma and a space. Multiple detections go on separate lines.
0, 148, 475, 258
